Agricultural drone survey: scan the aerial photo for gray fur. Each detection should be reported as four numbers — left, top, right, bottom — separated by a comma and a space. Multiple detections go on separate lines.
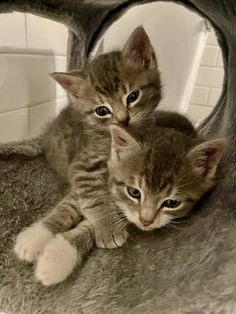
13, 28, 162, 287
39, 27, 161, 249
45, 111, 226, 281
12, 111, 227, 286
108, 116, 226, 231
1, 137, 236, 314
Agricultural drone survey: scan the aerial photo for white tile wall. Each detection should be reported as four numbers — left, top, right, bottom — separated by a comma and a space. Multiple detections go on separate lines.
0, 55, 66, 114
0, 13, 26, 51
201, 46, 218, 66
0, 13, 224, 141
191, 86, 209, 105
195, 67, 224, 88
0, 13, 68, 142
206, 31, 218, 45
188, 30, 223, 124
216, 50, 223, 67
0, 108, 29, 143
187, 104, 213, 124
26, 14, 68, 55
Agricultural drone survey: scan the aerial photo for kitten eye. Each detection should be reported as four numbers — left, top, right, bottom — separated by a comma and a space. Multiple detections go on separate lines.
127, 90, 140, 104
95, 106, 111, 117
162, 199, 181, 209
127, 186, 141, 199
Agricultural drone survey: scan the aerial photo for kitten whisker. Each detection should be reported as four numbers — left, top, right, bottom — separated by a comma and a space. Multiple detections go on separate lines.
175, 170, 198, 180
167, 222, 181, 230
175, 178, 203, 189
160, 225, 170, 233
132, 106, 157, 123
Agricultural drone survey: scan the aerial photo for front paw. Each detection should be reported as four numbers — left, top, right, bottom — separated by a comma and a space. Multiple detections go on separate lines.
14, 222, 53, 262
95, 228, 129, 249
35, 235, 78, 286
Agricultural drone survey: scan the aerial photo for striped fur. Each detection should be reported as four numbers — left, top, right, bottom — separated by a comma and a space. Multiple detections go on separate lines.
15, 26, 162, 271
40, 27, 162, 249
108, 114, 227, 232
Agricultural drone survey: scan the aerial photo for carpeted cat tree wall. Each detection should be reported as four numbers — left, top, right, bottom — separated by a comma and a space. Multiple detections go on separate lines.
0, 1, 236, 313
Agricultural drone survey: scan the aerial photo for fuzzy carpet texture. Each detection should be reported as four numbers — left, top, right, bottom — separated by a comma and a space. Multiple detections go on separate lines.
1, 1, 236, 313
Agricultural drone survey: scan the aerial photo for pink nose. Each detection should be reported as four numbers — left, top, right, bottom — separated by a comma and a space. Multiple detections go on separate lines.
118, 116, 130, 126
139, 219, 152, 226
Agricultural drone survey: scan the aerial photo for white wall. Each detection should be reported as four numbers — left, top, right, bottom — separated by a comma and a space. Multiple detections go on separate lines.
0, 13, 68, 143
187, 30, 223, 124
0, 6, 223, 143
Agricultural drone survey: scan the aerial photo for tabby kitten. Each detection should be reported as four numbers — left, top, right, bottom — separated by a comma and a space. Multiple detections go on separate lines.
35, 112, 226, 286
108, 119, 226, 231
14, 27, 161, 264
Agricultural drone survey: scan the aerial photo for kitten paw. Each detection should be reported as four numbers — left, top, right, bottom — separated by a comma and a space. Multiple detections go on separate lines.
14, 222, 53, 262
95, 229, 129, 249
35, 235, 77, 286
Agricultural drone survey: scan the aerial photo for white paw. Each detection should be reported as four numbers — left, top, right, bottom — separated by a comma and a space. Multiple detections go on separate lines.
14, 222, 53, 262
35, 234, 78, 286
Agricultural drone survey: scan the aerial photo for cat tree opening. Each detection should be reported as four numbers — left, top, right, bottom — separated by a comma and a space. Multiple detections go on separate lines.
0, 2, 224, 143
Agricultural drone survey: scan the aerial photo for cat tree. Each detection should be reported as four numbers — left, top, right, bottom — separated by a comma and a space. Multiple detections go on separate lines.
0, 1, 236, 313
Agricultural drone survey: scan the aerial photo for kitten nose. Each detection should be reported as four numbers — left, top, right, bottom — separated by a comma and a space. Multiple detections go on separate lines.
139, 218, 153, 227
118, 116, 130, 126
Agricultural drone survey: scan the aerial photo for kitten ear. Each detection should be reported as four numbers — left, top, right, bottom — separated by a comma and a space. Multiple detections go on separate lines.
187, 138, 228, 178
122, 26, 157, 70
50, 72, 82, 97
110, 125, 140, 159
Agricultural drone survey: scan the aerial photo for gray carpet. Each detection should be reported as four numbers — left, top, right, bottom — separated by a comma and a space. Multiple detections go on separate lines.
1, 1, 236, 313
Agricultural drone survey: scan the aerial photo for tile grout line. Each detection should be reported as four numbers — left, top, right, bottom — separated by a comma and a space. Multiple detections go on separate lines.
0, 97, 68, 116
0, 51, 67, 57
190, 102, 215, 109
195, 83, 224, 89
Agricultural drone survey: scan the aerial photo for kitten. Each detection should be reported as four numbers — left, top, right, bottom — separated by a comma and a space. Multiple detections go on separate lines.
35, 111, 226, 286
108, 115, 227, 231
14, 27, 162, 272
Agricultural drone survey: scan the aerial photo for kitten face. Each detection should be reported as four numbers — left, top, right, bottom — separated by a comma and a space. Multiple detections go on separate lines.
51, 27, 161, 127
108, 125, 227, 231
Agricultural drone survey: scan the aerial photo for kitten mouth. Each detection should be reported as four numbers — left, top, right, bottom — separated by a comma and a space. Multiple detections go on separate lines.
137, 223, 155, 231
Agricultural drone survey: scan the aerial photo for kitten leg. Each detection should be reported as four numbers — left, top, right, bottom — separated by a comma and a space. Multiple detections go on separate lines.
35, 219, 94, 286
14, 190, 82, 262
69, 159, 129, 249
